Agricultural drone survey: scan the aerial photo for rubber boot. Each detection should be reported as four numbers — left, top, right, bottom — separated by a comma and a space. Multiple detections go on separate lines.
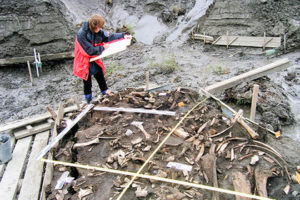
84, 94, 92, 104
102, 89, 110, 95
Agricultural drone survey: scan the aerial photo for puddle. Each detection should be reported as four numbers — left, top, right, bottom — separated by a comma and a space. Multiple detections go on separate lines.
133, 15, 167, 45
282, 93, 300, 141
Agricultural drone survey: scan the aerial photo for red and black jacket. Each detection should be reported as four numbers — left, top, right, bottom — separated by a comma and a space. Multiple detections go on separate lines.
73, 22, 125, 80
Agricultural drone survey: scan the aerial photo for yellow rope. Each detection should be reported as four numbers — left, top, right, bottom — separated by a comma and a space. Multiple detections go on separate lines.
116, 97, 209, 199
40, 158, 273, 200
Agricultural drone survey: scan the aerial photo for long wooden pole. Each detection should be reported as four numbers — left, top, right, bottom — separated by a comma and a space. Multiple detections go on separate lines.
27, 60, 33, 86
205, 58, 290, 94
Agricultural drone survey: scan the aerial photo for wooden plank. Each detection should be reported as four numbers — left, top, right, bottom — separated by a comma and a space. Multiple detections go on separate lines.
39, 150, 53, 200
18, 131, 49, 200
14, 120, 54, 139
0, 136, 32, 200
0, 105, 78, 133
192, 34, 214, 42
0, 52, 74, 66
39, 130, 55, 200
212, 36, 221, 45
56, 102, 64, 126
205, 58, 290, 94
213, 36, 281, 48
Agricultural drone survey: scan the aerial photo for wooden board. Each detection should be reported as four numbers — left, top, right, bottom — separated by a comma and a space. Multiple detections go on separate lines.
18, 131, 50, 200
90, 39, 131, 62
0, 136, 32, 199
14, 120, 54, 139
205, 58, 290, 94
0, 105, 78, 133
212, 36, 281, 48
0, 52, 73, 66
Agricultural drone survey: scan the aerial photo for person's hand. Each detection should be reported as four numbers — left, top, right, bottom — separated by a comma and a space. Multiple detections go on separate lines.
103, 43, 109, 49
124, 35, 132, 40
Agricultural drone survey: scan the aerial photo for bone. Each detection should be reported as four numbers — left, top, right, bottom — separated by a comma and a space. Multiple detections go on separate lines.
131, 121, 151, 140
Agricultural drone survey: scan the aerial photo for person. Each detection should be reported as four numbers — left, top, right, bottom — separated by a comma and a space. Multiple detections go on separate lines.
73, 14, 132, 103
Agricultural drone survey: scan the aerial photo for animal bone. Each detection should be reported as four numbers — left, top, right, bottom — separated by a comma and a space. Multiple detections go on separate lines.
131, 121, 151, 140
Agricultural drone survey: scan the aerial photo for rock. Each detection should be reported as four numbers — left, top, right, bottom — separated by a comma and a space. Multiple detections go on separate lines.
285, 72, 296, 81
0, 0, 75, 58
162, 10, 175, 23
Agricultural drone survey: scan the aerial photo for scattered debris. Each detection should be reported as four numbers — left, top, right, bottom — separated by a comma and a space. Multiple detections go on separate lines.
46, 88, 292, 199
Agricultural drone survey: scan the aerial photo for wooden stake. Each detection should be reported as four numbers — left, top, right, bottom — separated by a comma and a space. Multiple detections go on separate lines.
283, 34, 287, 53
250, 84, 259, 121
263, 32, 266, 51
145, 71, 149, 90
226, 31, 229, 49
46, 106, 57, 121
56, 102, 64, 126
27, 60, 33, 86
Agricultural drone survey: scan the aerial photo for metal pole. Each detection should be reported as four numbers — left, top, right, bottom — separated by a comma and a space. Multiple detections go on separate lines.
33, 48, 39, 77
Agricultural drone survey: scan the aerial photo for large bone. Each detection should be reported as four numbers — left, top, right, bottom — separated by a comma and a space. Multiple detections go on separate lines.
255, 168, 272, 197
235, 110, 259, 139
73, 138, 100, 148
232, 171, 252, 200
131, 121, 151, 140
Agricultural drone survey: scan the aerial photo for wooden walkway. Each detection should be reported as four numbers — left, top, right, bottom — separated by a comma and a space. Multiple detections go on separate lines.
0, 131, 50, 200
212, 35, 281, 48
0, 105, 79, 200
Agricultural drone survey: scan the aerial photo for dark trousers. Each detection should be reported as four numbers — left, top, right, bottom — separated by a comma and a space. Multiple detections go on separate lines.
83, 69, 108, 95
